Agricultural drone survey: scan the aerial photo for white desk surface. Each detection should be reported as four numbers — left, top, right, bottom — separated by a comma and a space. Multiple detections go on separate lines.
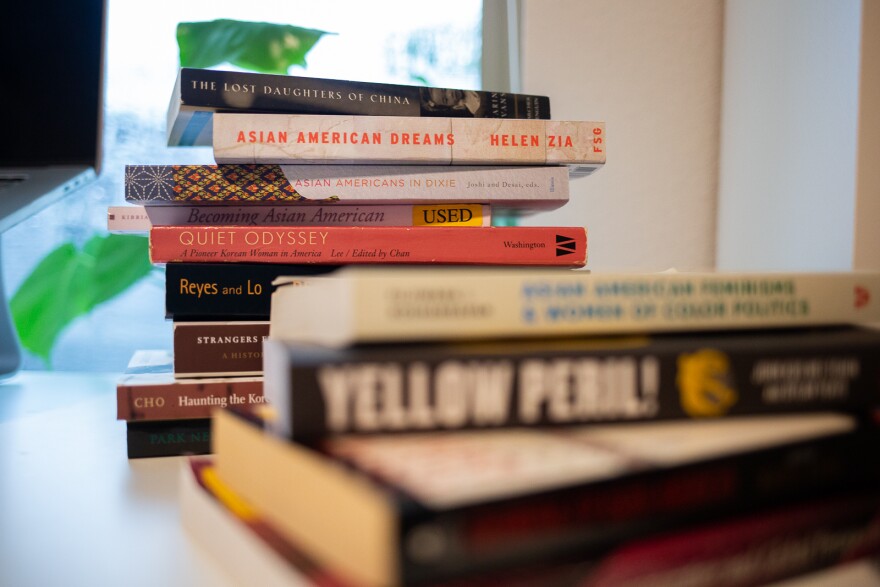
0, 370, 234, 587
1, 370, 878, 587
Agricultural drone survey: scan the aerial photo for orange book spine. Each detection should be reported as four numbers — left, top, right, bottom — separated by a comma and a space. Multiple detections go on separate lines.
149, 226, 588, 267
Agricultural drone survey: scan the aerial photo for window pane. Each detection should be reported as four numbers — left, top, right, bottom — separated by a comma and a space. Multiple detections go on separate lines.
2, 0, 483, 371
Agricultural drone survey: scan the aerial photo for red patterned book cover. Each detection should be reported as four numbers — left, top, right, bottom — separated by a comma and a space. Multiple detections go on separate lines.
149, 226, 588, 267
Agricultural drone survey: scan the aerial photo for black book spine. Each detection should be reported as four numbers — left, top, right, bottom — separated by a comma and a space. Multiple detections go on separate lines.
126, 418, 211, 458
177, 68, 551, 120
267, 328, 880, 440
438, 491, 880, 587
396, 425, 880, 585
165, 262, 339, 320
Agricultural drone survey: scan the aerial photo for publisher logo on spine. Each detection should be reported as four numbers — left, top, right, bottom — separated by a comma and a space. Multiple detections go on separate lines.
855, 285, 871, 309
556, 234, 577, 256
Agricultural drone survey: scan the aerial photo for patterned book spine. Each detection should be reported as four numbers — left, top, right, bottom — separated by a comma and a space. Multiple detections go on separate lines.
173, 321, 270, 378
124, 164, 573, 208
169, 67, 551, 146
150, 226, 588, 267
213, 114, 606, 166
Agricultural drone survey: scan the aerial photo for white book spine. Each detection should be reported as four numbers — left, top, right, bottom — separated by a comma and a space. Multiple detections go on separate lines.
107, 206, 151, 232
213, 114, 607, 167
269, 268, 880, 346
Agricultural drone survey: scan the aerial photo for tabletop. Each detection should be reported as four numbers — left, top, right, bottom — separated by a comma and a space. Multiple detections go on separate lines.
0, 370, 234, 587
1, 370, 878, 587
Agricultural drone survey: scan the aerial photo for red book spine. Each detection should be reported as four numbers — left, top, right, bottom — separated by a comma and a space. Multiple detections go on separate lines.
149, 226, 587, 267
116, 378, 265, 421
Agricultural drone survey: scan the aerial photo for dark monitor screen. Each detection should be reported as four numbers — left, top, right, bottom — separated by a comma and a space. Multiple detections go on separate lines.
0, 0, 105, 170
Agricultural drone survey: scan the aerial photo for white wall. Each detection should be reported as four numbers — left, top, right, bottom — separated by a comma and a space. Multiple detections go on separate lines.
517, 0, 724, 272
716, 0, 862, 271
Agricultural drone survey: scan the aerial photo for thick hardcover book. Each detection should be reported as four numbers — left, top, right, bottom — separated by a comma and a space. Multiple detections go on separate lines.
123, 164, 575, 210
268, 266, 880, 346
213, 114, 606, 167
262, 327, 880, 441
116, 349, 264, 421
173, 321, 269, 378
149, 226, 588, 267
214, 408, 879, 586
110, 203, 493, 232
181, 457, 880, 587
166, 262, 339, 320
168, 68, 551, 147
126, 418, 211, 459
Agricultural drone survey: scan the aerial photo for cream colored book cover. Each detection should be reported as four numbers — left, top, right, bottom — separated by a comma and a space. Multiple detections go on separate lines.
269, 267, 880, 346
213, 114, 606, 166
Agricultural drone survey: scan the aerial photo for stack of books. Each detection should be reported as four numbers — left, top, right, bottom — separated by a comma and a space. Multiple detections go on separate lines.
112, 67, 602, 458
187, 266, 880, 586
168, 75, 880, 584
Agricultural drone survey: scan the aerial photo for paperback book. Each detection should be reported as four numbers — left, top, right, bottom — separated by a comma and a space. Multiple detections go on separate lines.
106, 205, 150, 233
123, 164, 576, 210
261, 326, 880, 441
213, 408, 879, 586
267, 266, 880, 346
165, 262, 339, 320
173, 321, 269, 378
116, 350, 264, 422
127, 418, 211, 459
109, 203, 493, 233
149, 226, 588, 267
181, 457, 880, 587
213, 114, 606, 167
168, 67, 551, 147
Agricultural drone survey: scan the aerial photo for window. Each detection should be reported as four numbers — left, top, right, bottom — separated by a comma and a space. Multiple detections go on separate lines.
3, 0, 485, 371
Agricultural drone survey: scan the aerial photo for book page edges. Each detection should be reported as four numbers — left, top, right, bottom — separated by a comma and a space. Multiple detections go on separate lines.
213, 409, 398, 587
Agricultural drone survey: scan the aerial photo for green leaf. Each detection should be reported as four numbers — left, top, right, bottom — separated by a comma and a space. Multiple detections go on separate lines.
177, 19, 334, 74
10, 234, 152, 367
80, 234, 153, 308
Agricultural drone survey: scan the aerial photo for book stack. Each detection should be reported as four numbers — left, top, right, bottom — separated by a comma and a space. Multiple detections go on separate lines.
113, 67, 602, 458
174, 77, 880, 584
187, 267, 880, 586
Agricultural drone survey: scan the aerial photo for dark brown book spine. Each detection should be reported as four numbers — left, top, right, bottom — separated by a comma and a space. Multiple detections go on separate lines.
173, 321, 269, 377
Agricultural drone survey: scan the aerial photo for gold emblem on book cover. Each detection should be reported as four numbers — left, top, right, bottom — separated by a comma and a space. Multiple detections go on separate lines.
677, 349, 738, 417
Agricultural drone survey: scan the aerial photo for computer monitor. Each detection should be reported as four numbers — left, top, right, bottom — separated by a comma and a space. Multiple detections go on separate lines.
0, 0, 106, 377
